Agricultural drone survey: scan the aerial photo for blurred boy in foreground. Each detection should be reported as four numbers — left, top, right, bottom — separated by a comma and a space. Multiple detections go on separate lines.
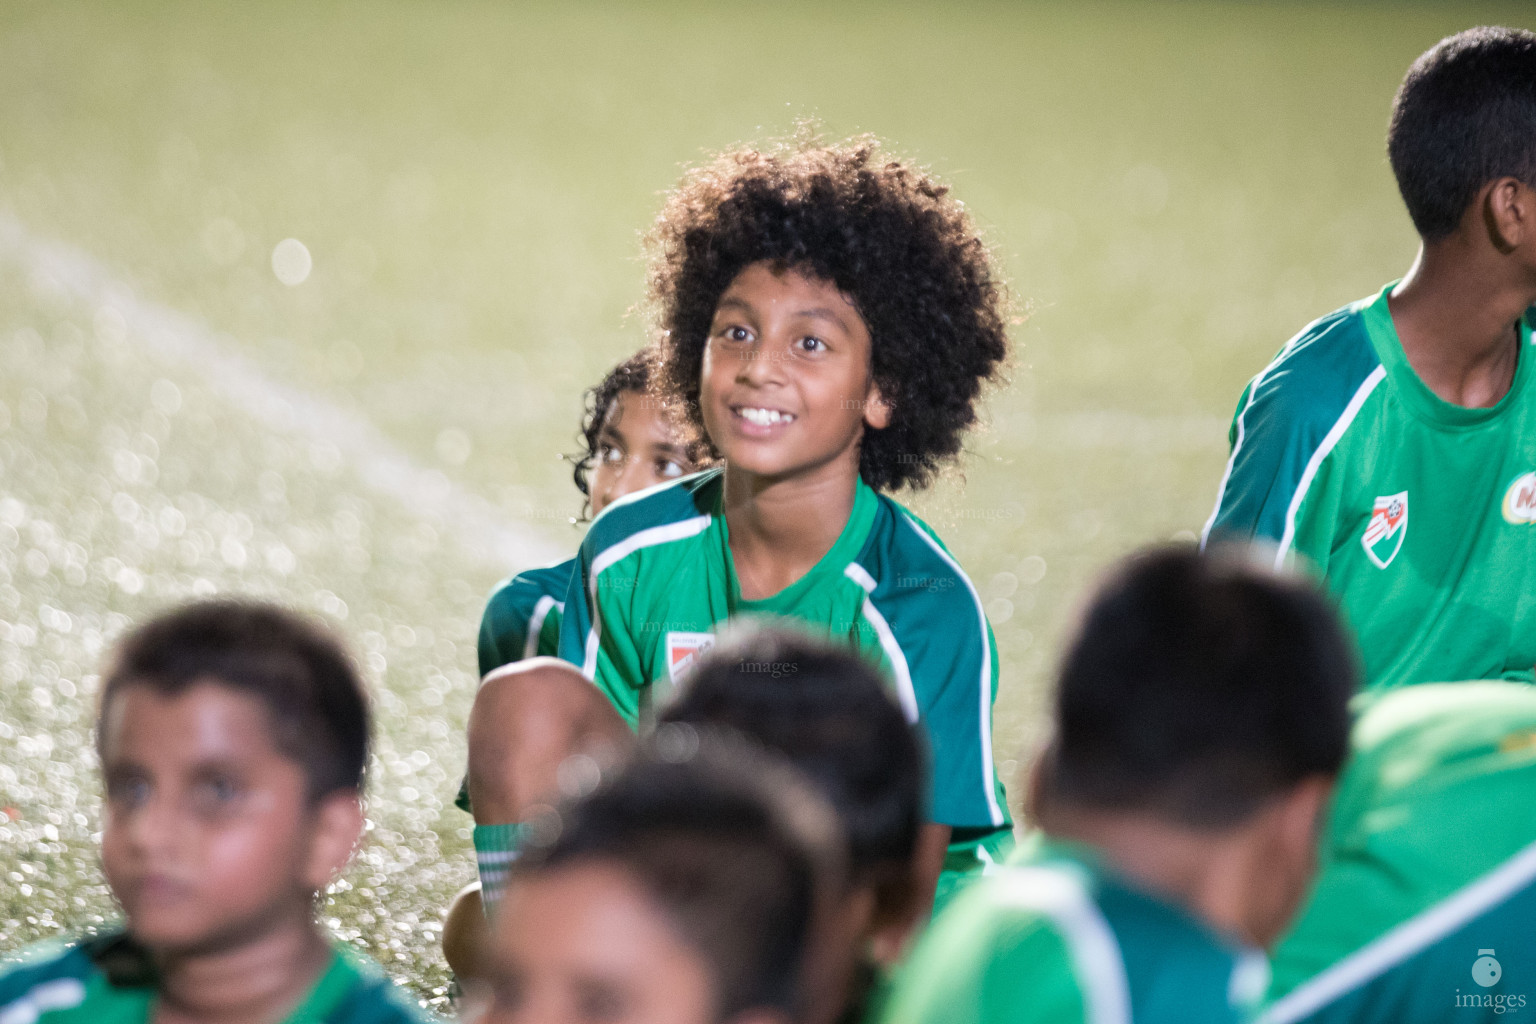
479, 736, 845, 1024
884, 546, 1356, 1024
0, 600, 432, 1024
1263, 681, 1536, 1023
663, 626, 929, 1022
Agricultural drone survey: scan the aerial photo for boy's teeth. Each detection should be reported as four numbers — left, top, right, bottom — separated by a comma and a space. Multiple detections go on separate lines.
740, 407, 793, 426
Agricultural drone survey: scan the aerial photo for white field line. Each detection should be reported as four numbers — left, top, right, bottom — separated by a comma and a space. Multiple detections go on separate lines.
0, 213, 564, 571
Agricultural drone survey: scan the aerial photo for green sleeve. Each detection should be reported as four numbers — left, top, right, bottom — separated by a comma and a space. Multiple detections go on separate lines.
557, 542, 646, 728
882, 892, 1086, 1024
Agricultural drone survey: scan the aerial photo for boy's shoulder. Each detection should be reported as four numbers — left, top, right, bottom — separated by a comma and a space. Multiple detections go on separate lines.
0, 934, 98, 1009
854, 494, 983, 611
581, 469, 722, 566
1238, 292, 1386, 439
323, 945, 440, 1024
485, 556, 578, 614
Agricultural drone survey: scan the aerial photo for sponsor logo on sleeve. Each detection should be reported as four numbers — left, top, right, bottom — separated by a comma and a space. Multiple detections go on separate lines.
1361, 491, 1408, 569
1503, 473, 1536, 524
665, 631, 715, 682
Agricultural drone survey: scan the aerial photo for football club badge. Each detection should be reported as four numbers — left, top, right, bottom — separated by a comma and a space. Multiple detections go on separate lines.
1361, 491, 1408, 569
1502, 472, 1536, 524
665, 631, 716, 682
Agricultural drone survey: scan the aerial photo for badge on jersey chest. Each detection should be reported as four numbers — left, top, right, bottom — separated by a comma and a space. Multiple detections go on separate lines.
666, 631, 716, 682
1502, 472, 1536, 524
1361, 491, 1407, 569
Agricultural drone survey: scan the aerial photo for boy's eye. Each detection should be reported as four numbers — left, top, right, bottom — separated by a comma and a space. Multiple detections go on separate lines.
656, 459, 685, 479
191, 774, 242, 811
109, 775, 152, 808
721, 325, 752, 343
598, 443, 625, 465
797, 335, 827, 353
574, 980, 629, 1022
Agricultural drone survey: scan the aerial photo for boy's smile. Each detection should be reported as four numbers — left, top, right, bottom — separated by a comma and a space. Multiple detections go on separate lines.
701, 261, 888, 483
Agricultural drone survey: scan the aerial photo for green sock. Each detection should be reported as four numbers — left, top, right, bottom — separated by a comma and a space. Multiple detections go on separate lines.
474, 822, 526, 917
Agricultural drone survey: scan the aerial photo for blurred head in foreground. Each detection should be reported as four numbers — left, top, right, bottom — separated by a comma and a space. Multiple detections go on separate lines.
96, 599, 369, 955
663, 625, 925, 1016
483, 735, 844, 1024
1032, 544, 1356, 947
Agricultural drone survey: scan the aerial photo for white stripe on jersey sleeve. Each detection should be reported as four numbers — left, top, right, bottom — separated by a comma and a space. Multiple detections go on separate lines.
582, 515, 713, 680
993, 866, 1132, 1024
1273, 365, 1385, 569
522, 595, 560, 661
897, 511, 1005, 828
843, 563, 920, 723
1260, 836, 1536, 1024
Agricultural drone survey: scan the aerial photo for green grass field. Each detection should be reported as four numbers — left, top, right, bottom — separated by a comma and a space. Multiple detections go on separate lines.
0, 0, 1527, 1005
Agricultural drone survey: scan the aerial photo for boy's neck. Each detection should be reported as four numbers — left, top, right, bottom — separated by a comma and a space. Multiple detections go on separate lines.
151, 917, 332, 1024
1041, 805, 1266, 949
722, 454, 860, 602
1388, 237, 1535, 408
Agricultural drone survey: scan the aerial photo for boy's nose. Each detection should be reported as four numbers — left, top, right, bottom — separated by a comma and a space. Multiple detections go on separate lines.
734, 339, 785, 386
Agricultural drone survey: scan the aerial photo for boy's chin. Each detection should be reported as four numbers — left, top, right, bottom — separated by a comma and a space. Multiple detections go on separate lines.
127, 906, 286, 958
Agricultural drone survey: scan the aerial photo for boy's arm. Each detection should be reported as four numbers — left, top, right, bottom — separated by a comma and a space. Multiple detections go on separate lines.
556, 539, 646, 728
882, 885, 1085, 1024
882, 516, 1010, 833
477, 576, 544, 676
1202, 376, 1347, 576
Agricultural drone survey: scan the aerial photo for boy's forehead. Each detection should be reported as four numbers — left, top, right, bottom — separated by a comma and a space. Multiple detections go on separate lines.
100, 678, 282, 760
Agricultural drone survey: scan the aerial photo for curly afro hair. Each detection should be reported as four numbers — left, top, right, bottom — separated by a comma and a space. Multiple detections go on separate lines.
646, 133, 1012, 492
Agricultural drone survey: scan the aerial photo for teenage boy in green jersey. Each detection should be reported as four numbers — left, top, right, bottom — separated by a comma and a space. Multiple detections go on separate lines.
465, 136, 1013, 919
1203, 26, 1536, 690
0, 601, 432, 1024
884, 546, 1357, 1024
446, 354, 705, 975
476, 352, 703, 676
1262, 681, 1536, 1024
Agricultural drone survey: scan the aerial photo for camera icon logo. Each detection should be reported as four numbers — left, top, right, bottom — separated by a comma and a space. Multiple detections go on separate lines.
1473, 949, 1502, 988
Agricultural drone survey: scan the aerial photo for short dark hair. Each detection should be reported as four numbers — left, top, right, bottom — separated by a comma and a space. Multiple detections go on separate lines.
1043, 545, 1355, 829
517, 735, 843, 1021
662, 626, 923, 885
97, 600, 370, 800
1388, 26, 1536, 240
646, 133, 1011, 492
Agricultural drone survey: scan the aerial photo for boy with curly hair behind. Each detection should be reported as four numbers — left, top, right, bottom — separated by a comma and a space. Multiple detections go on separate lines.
466, 133, 1014, 926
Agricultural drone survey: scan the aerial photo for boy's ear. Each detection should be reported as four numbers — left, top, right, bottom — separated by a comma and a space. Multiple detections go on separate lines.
1484, 176, 1532, 254
861, 381, 892, 431
303, 790, 365, 891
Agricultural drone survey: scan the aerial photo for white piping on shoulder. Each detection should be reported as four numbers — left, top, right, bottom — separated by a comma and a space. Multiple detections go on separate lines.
994, 866, 1132, 1024
897, 512, 1005, 828
582, 515, 713, 679
1272, 365, 1386, 568
843, 563, 919, 723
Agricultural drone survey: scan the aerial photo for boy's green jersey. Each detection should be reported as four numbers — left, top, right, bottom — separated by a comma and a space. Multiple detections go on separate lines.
882, 837, 1268, 1024
557, 468, 1010, 833
0, 931, 435, 1024
1262, 682, 1536, 1024
477, 556, 575, 675
1203, 284, 1536, 689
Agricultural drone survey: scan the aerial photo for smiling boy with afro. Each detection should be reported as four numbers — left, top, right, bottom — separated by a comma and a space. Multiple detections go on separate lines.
465, 131, 1015, 922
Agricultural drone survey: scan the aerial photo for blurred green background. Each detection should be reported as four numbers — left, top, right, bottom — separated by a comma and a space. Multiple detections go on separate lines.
0, 0, 1526, 1005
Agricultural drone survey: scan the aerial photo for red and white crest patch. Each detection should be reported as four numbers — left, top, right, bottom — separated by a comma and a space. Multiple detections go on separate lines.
1361, 491, 1407, 569
665, 631, 716, 682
